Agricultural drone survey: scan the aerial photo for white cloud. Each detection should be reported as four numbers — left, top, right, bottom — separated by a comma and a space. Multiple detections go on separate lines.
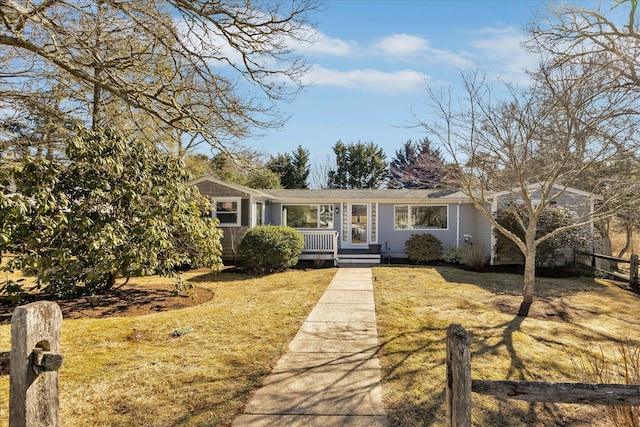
294, 30, 356, 57
373, 33, 429, 57
302, 66, 426, 94
468, 26, 538, 83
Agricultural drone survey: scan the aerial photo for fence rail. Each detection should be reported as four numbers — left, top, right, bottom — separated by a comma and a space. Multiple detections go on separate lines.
577, 251, 639, 288
446, 324, 640, 427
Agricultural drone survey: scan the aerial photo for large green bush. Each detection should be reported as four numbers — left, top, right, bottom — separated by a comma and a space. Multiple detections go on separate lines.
239, 226, 304, 272
0, 127, 223, 300
405, 233, 443, 263
495, 203, 591, 266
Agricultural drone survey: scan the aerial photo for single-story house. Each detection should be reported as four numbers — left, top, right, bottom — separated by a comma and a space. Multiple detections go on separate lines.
189, 177, 598, 266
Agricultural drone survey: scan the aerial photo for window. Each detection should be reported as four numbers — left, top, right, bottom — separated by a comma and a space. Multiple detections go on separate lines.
283, 204, 333, 228
214, 197, 241, 226
394, 205, 447, 230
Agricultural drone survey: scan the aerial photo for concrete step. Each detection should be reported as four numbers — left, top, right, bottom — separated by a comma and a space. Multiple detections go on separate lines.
337, 254, 381, 265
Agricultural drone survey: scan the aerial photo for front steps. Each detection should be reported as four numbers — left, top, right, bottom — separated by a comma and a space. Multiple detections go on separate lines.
299, 250, 382, 265
337, 253, 381, 265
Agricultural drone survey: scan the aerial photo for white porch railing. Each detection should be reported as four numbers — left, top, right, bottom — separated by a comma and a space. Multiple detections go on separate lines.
298, 230, 339, 265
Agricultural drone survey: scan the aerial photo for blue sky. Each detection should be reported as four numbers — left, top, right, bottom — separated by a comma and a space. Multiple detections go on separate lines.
245, 0, 550, 166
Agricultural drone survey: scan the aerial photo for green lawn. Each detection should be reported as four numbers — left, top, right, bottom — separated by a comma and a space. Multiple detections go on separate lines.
373, 265, 639, 426
2, 265, 637, 426
0, 268, 334, 427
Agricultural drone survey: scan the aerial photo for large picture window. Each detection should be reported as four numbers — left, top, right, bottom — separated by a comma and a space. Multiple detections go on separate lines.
215, 197, 241, 226
394, 205, 447, 230
283, 204, 333, 228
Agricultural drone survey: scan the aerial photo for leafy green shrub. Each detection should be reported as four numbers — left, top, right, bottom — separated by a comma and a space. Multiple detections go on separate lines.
440, 246, 461, 264
405, 233, 442, 263
458, 243, 489, 271
496, 203, 591, 266
0, 127, 223, 299
0, 280, 27, 304
239, 226, 304, 272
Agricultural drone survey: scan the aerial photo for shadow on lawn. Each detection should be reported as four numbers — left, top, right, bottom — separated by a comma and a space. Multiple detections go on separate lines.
377, 321, 551, 426
187, 271, 255, 283
378, 318, 602, 426
433, 265, 607, 299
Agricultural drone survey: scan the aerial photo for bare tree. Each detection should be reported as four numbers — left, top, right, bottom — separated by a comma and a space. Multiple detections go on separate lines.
309, 154, 334, 189
528, 0, 640, 91
0, 0, 319, 158
418, 63, 638, 308
528, 0, 640, 261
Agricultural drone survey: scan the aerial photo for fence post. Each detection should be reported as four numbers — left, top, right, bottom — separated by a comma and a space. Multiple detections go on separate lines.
446, 324, 472, 427
630, 254, 639, 289
10, 301, 64, 427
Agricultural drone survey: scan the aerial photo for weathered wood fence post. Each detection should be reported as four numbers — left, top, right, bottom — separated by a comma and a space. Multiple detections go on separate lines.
10, 301, 64, 427
446, 324, 472, 427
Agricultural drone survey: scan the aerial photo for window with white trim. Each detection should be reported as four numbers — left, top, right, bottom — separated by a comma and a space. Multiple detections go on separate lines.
282, 204, 333, 228
214, 197, 241, 226
394, 205, 448, 230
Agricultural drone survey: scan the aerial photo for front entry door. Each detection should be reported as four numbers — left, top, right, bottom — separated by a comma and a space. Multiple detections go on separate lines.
350, 204, 368, 246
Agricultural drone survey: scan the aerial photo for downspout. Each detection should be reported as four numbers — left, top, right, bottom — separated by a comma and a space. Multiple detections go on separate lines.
490, 198, 497, 265
590, 199, 595, 253
456, 201, 461, 249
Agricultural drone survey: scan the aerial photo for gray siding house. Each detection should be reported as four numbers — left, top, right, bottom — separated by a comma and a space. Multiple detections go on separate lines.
190, 177, 596, 266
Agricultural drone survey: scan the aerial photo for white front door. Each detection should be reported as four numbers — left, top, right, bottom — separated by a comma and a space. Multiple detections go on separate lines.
349, 203, 369, 247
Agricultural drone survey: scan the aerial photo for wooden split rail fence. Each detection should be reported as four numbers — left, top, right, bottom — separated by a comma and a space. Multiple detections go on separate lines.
446, 324, 640, 427
578, 251, 639, 289
2, 301, 64, 427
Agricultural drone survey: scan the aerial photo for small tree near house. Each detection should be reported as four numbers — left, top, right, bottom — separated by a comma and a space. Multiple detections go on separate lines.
418, 62, 636, 309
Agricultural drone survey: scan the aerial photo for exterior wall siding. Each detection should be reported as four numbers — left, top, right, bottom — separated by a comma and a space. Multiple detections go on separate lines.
377, 203, 466, 259
264, 204, 274, 225
472, 205, 492, 255
193, 181, 252, 261
219, 226, 249, 262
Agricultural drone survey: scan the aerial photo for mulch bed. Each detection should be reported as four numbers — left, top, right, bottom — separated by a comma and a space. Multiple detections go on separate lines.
0, 283, 213, 324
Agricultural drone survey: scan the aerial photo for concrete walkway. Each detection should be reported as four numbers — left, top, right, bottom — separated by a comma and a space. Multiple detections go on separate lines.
232, 267, 387, 427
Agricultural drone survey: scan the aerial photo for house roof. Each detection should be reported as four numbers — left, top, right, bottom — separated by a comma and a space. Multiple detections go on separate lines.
187, 176, 273, 198
190, 177, 597, 203
490, 183, 603, 200
261, 188, 471, 203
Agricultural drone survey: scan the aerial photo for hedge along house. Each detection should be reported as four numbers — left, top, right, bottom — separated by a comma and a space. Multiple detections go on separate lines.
190, 176, 493, 265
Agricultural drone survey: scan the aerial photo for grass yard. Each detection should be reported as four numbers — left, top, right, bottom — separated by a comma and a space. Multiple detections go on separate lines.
0, 268, 334, 426
373, 266, 640, 426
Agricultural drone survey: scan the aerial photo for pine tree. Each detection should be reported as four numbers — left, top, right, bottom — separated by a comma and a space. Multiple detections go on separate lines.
389, 138, 445, 189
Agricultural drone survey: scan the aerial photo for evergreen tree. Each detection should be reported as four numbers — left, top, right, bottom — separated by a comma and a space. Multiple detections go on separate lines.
327, 141, 388, 189
389, 138, 445, 189
267, 145, 310, 189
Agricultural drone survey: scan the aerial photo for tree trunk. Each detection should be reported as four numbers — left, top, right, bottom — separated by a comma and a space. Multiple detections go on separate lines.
617, 219, 633, 258
522, 244, 536, 305
102, 272, 117, 293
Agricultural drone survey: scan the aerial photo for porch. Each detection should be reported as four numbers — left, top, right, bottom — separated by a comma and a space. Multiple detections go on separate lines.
297, 230, 381, 266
